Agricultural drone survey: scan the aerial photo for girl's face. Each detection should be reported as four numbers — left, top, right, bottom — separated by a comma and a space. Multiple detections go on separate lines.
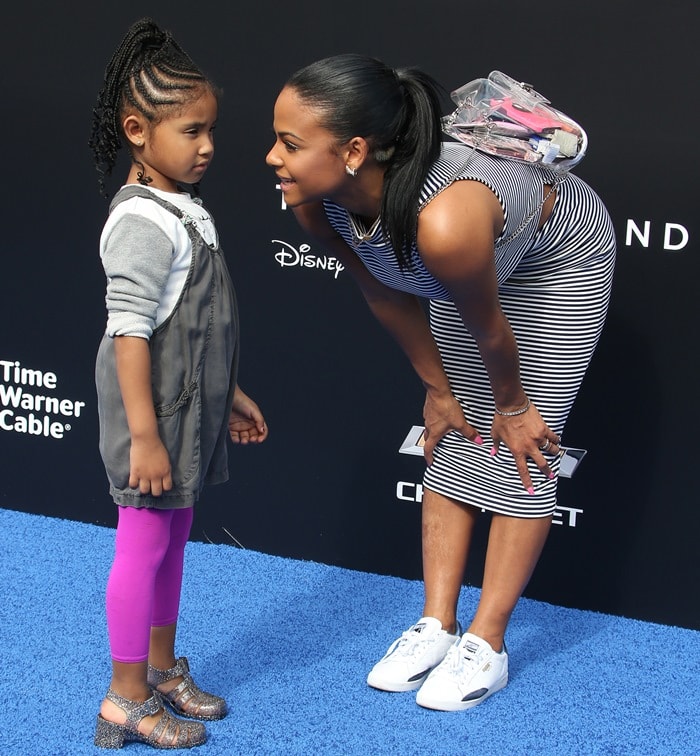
266, 87, 350, 207
127, 89, 218, 192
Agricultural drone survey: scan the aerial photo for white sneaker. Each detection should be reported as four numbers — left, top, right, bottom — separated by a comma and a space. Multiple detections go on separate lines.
416, 632, 508, 711
366, 617, 461, 692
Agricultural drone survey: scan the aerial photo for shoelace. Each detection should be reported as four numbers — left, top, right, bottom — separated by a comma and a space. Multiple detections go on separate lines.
394, 628, 439, 658
443, 643, 483, 677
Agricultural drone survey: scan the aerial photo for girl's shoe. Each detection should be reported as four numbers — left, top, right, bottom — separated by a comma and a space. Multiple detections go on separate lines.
94, 689, 207, 749
148, 656, 228, 721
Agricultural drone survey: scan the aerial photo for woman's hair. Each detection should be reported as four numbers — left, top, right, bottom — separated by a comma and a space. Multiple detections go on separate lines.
89, 17, 216, 195
287, 54, 445, 268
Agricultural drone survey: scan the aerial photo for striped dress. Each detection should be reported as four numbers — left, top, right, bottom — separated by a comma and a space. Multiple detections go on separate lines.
323, 142, 616, 517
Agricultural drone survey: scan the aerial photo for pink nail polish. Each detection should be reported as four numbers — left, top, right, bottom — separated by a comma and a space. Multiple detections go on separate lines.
548, 472, 555, 479
490, 447, 497, 457
527, 487, 535, 495
474, 435, 484, 445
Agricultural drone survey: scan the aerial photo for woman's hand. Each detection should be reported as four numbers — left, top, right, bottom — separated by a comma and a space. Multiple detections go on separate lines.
423, 389, 482, 465
490, 401, 560, 492
229, 386, 268, 444
129, 435, 173, 496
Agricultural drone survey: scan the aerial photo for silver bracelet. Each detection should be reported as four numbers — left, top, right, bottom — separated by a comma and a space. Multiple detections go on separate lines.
494, 396, 531, 417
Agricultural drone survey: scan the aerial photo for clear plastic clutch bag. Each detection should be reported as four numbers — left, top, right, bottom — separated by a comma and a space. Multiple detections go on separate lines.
442, 70, 587, 173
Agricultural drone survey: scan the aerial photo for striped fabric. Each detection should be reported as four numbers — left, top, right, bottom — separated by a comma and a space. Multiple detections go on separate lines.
324, 143, 616, 517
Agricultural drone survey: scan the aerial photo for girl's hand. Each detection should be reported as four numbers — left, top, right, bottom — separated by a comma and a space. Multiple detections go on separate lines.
229, 387, 268, 444
423, 389, 482, 465
129, 436, 173, 496
490, 401, 560, 492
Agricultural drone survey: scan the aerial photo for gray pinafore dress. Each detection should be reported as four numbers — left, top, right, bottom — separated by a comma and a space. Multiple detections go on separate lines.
95, 186, 239, 509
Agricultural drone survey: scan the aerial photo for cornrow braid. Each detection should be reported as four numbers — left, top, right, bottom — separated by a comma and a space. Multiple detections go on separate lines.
89, 17, 214, 195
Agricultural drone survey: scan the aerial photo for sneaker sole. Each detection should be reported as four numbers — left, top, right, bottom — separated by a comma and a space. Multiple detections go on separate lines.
366, 670, 429, 692
415, 674, 508, 711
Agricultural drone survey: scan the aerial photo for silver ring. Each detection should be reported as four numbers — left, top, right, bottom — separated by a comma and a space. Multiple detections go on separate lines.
538, 439, 551, 452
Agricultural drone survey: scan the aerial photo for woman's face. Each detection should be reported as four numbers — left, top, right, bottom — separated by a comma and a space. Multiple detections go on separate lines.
266, 86, 349, 207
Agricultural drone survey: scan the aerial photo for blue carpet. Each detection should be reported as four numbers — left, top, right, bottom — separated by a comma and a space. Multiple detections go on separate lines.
0, 507, 698, 755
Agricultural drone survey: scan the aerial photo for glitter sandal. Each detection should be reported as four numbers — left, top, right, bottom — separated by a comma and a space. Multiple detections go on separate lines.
94, 689, 207, 749
148, 656, 228, 721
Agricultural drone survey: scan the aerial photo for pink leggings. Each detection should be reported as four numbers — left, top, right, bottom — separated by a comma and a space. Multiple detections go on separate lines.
106, 506, 194, 663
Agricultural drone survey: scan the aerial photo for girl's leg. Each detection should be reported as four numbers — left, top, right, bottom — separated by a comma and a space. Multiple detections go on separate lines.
149, 507, 194, 684
144, 508, 228, 720
421, 488, 479, 633
467, 513, 552, 651
101, 506, 174, 729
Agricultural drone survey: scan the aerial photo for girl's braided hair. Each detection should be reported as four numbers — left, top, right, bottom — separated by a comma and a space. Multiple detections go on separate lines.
89, 17, 215, 195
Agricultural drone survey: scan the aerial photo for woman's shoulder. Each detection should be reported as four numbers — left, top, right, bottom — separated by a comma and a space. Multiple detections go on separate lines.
420, 178, 503, 245
420, 145, 503, 219
424, 142, 474, 182
419, 142, 483, 208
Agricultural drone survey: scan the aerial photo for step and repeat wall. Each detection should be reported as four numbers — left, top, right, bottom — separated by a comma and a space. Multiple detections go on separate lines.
2, 1, 697, 629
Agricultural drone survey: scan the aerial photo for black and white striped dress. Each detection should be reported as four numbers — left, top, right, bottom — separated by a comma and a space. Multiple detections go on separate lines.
323, 142, 616, 517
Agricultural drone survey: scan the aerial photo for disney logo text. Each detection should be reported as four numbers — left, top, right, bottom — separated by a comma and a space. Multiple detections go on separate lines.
271, 240, 345, 279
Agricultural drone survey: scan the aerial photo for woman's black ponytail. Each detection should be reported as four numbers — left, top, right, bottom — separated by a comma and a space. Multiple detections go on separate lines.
287, 54, 445, 268
382, 68, 444, 266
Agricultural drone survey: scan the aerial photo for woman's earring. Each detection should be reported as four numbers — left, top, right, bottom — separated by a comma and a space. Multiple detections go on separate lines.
345, 165, 357, 177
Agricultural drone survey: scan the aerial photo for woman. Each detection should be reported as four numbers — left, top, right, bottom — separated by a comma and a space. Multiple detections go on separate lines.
266, 54, 615, 712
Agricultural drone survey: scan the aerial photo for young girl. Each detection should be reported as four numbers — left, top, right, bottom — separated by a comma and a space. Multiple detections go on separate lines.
90, 18, 268, 749
267, 55, 614, 712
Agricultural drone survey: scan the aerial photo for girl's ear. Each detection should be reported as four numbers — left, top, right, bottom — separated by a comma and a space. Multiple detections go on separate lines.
122, 114, 147, 148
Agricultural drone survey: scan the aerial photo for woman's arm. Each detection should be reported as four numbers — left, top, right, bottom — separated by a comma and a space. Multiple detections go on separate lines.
417, 180, 556, 489
114, 335, 173, 496
292, 202, 480, 461
418, 181, 525, 408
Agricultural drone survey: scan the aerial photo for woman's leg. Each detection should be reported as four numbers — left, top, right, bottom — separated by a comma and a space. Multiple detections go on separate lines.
421, 488, 479, 634
366, 487, 476, 692
415, 510, 550, 711
421, 487, 551, 646
467, 513, 552, 651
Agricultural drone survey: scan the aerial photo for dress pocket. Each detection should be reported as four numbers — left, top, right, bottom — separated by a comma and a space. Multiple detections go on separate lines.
155, 381, 201, 487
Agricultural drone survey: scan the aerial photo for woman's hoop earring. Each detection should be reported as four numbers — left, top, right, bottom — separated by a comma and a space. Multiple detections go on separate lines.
345, 165, 357, 177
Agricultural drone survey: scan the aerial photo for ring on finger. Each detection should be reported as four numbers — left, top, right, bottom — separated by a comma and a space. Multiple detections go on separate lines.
538, 439, 551, 452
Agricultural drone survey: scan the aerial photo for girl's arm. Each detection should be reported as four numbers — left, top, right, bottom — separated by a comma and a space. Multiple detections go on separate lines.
292, 202, 481, 461
417, 179, 556, 490
114, 335, 173, 496
228, 385, 268, 444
